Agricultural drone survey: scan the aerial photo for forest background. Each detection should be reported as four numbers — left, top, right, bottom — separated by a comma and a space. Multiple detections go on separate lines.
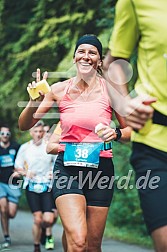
0, 0, 152, 248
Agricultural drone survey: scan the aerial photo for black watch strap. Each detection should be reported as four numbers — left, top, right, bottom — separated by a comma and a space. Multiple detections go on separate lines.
114, 128, 122, 141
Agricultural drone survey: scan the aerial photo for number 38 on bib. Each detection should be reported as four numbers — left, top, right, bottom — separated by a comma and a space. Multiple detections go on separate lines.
63, 142, 103, 168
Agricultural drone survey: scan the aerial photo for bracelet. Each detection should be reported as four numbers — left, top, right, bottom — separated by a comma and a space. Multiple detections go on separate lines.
114, 128, 122, 141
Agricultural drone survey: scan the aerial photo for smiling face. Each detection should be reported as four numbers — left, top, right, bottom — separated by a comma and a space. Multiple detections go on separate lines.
74, 44, 102, 76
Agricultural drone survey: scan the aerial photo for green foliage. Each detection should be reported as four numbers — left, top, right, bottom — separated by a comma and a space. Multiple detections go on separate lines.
104, 223, 153, 248
1, 0, 116, 127
19, 190, 29, 211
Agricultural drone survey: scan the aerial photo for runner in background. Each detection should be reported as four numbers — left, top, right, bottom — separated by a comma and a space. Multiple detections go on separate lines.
40, 124, 58, 250
0, 125, 21, 249
14, 121, 56, 252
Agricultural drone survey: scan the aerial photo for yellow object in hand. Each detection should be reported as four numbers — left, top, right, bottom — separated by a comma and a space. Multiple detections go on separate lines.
27, 79, 51, 100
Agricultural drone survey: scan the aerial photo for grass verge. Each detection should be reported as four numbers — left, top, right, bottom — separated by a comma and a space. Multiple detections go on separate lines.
104, 222, 153, 249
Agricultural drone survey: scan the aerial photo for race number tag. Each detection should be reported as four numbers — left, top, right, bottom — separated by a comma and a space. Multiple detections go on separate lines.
64, 142, 103, 168
28, 182, 48, 193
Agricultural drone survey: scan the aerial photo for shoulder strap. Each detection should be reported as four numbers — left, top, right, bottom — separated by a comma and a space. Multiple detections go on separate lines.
99, 77, 112, 107
63, 78, 73, 94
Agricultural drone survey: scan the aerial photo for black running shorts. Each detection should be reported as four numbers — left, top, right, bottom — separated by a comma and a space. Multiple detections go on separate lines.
26, 189, 56, 213
130, 142, 167, 234
52, 152, 114, 207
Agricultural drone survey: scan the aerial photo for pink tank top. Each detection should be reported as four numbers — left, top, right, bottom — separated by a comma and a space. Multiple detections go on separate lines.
59, 77, 113, 158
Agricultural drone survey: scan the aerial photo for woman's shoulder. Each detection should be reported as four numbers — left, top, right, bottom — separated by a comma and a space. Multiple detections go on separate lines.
51, 78, 73, 93
49, 78, 74, 101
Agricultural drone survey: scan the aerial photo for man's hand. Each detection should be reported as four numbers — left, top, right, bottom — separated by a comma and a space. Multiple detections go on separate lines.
13, 168, 26, 177
125, 96, 157, 130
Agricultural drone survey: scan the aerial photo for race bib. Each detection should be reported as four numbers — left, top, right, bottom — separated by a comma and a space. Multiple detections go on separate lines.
28, 182, 48, 193
64, 142, 103, 168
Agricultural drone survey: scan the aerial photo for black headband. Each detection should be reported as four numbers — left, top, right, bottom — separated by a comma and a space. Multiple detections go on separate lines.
74, 35, 103, 60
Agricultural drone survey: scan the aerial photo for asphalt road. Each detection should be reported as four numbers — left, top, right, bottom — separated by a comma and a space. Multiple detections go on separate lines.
0, 210, 154, 252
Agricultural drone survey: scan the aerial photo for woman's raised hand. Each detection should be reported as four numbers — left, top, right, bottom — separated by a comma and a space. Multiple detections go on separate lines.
27, 68, 48, 102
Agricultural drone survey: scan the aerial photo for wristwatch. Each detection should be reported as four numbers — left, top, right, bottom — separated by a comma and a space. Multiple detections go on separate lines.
114, 128, 122, 141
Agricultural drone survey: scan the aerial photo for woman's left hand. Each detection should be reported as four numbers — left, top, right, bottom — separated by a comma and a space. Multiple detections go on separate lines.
97, 126, 117, 142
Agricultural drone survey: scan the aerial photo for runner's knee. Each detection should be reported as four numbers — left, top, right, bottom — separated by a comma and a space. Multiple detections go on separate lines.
8, 212, 16, 218
43, 215, 54, 227
67, 230, 87, 251
0, 204, 8, 214
34, 215, 43, 226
